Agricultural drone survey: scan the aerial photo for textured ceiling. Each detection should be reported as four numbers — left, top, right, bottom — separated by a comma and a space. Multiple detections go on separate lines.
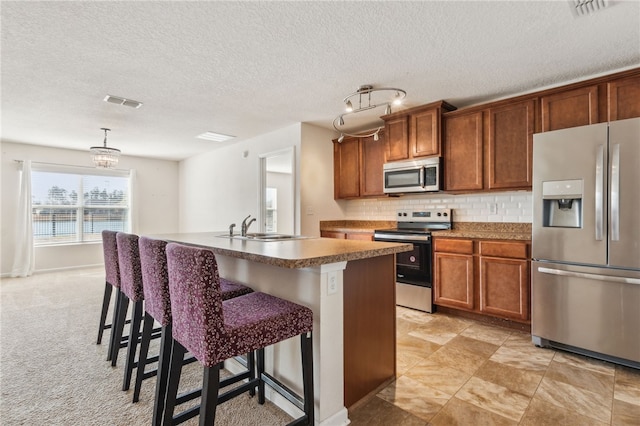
2, 1, 639, 161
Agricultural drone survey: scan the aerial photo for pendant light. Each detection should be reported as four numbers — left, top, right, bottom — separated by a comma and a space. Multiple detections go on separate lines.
90, 128, 121, 168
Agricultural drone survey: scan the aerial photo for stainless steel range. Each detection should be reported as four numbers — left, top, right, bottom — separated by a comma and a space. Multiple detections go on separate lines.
374, 209, 452, 313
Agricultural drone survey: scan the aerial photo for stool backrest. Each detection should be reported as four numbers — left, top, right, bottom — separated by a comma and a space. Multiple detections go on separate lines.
166, 243, 224, 364
139, 236, 171, 326
116, 232, 144, 302
101, 230, 121, 288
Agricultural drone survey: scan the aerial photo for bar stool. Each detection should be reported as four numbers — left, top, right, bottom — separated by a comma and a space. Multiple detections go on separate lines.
163, 243, 314, 426
97, 230, 129, 362
111, 232, 149, 391
134, 237, 254, 424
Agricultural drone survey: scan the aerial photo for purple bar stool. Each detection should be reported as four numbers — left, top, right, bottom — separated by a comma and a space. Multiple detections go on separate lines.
164, 243, 314, 426
134, 237, 254, 425
98, 230, 130, 362
112, 232, 150, 392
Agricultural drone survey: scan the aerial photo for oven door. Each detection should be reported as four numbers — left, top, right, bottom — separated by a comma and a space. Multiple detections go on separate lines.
374, 234, 434, 312
396, 242, 432, 288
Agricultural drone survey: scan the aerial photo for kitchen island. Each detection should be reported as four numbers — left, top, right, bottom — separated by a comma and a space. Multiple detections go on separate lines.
149, 232, 412, 426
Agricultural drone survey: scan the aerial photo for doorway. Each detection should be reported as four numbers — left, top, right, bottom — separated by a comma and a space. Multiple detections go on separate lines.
259, 147, 295, 234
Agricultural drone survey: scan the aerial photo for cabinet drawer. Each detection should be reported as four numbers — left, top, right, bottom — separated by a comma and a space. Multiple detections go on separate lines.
321, 231, 346, 239
346, 232, 374, 241
479, 241, 528, 259
434, 238, 473, 254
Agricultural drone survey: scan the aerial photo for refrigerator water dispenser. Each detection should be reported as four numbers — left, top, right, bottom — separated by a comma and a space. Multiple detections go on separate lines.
542, 179, 583, 228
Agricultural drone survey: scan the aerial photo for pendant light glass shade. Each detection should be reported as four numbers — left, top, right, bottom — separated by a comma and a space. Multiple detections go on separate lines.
90, 128, 120, 169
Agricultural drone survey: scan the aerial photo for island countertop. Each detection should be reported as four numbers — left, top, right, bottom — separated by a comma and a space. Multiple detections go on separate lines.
149, 232, 412, 269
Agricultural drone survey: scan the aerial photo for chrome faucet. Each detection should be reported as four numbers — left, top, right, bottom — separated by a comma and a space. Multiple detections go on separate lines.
241, 215, 256, 237
229, 223, 236, 237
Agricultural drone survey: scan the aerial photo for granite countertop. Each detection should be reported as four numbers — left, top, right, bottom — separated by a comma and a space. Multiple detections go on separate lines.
433, 222, 531, 241
320, 221, 532, 241
148, 232, 412, 269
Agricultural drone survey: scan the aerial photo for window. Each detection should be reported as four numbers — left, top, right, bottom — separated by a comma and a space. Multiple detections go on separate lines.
31, 165, 131, 245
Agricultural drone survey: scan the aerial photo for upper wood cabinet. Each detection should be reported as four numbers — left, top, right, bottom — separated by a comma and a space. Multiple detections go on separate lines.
608, 74, 640, 121
541, 85, 599, 132
443, 111, 484, 191
333, 136, 360, 199
384, 116, 410, 161
383, 101, 456, 162
487, 99, 535, 189
360, 134, 386, 197
333, 132, 386, 199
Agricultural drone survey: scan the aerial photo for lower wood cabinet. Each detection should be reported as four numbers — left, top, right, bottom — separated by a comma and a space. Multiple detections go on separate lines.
320, 230, 374, 241
434, 237, 531, 323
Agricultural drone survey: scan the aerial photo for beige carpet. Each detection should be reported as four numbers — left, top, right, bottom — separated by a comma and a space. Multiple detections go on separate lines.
0, 267, 293, 425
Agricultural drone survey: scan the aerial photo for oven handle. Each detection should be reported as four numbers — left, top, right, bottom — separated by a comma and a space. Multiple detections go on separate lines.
374, 234, 431, 242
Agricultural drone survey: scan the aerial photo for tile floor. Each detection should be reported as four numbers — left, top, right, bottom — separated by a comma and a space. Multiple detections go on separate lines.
348, 307, 640, 425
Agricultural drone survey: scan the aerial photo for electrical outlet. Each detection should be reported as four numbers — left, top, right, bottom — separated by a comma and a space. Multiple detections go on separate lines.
328, 271, 338, 295
490, 203, 498, 214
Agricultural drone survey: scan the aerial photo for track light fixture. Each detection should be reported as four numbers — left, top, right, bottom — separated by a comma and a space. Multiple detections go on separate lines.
333, 85, 406, 142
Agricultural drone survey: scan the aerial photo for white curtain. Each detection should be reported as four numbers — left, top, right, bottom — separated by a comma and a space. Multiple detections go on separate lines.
11, 160, 35, 277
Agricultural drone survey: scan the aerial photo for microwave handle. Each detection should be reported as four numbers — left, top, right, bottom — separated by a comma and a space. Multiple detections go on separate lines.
419, 166, 425, 187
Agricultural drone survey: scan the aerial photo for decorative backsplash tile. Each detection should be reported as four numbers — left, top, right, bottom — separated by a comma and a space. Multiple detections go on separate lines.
342, 191, 533, 223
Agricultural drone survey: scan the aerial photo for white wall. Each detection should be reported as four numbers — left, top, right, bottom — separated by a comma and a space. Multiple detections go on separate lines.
299, 124, 345, 236
1, 141, 179, 275
179, 123, 345, 237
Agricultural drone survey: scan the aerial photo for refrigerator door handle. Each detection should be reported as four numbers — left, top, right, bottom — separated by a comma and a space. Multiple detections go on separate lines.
611, 143, 620, 241
595, 144, 604, 241
538, 266, 640, 285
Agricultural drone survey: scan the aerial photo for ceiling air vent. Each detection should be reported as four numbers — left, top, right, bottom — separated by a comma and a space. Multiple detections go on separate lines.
104, 95, 143, 109
570, 0, 608, 17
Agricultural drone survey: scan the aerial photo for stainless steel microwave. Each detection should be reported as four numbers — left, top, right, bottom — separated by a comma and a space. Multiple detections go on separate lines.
383, 157, 441, 194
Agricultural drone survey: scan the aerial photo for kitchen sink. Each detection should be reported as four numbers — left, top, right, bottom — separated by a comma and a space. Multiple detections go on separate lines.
216, 233, 309, 241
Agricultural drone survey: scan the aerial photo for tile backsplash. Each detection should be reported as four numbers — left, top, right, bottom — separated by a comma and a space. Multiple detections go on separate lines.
342, 191, 532, 223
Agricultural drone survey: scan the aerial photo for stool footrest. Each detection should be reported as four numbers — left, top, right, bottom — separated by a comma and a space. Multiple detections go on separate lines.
261, 371, 304, 411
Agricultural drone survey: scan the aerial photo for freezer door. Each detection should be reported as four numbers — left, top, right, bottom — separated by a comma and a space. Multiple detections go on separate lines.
532, 123, 608, 264
608, 118, 640, 269
532, 261, 640, 363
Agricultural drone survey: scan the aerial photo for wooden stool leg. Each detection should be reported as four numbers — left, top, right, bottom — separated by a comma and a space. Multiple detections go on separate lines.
133, 311, 155, 402
97, 282, 113, 344
301, 332, 314, 425
200, 364, 221, 426
111, 291, 129, 366
123, 300, 143, 390
248, 351, 256, 397
257, 348, 265, 405
163, 338, 186, 426
152, 324, 173, 426
106, 287, 122, 361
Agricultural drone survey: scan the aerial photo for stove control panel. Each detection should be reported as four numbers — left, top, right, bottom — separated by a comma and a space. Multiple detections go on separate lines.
396, 208, 452, 223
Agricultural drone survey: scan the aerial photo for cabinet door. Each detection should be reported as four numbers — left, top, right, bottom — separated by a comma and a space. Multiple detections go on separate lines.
479, 256, 529, 321
360, 133, 386, 197
346, 232, 374, 241
410, 108, 440, 157
333, 137, 360, 199
443, 112, 484, 191
384, 116, 409, 161
434, 252, 474, 310
320, 231, 346, 239
541, 85, 599, 132
608, 74, 640, 121
487, 100, 535, 189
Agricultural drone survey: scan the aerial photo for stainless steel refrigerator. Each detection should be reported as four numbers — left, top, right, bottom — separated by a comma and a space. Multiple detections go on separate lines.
532, 117, 640, 369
